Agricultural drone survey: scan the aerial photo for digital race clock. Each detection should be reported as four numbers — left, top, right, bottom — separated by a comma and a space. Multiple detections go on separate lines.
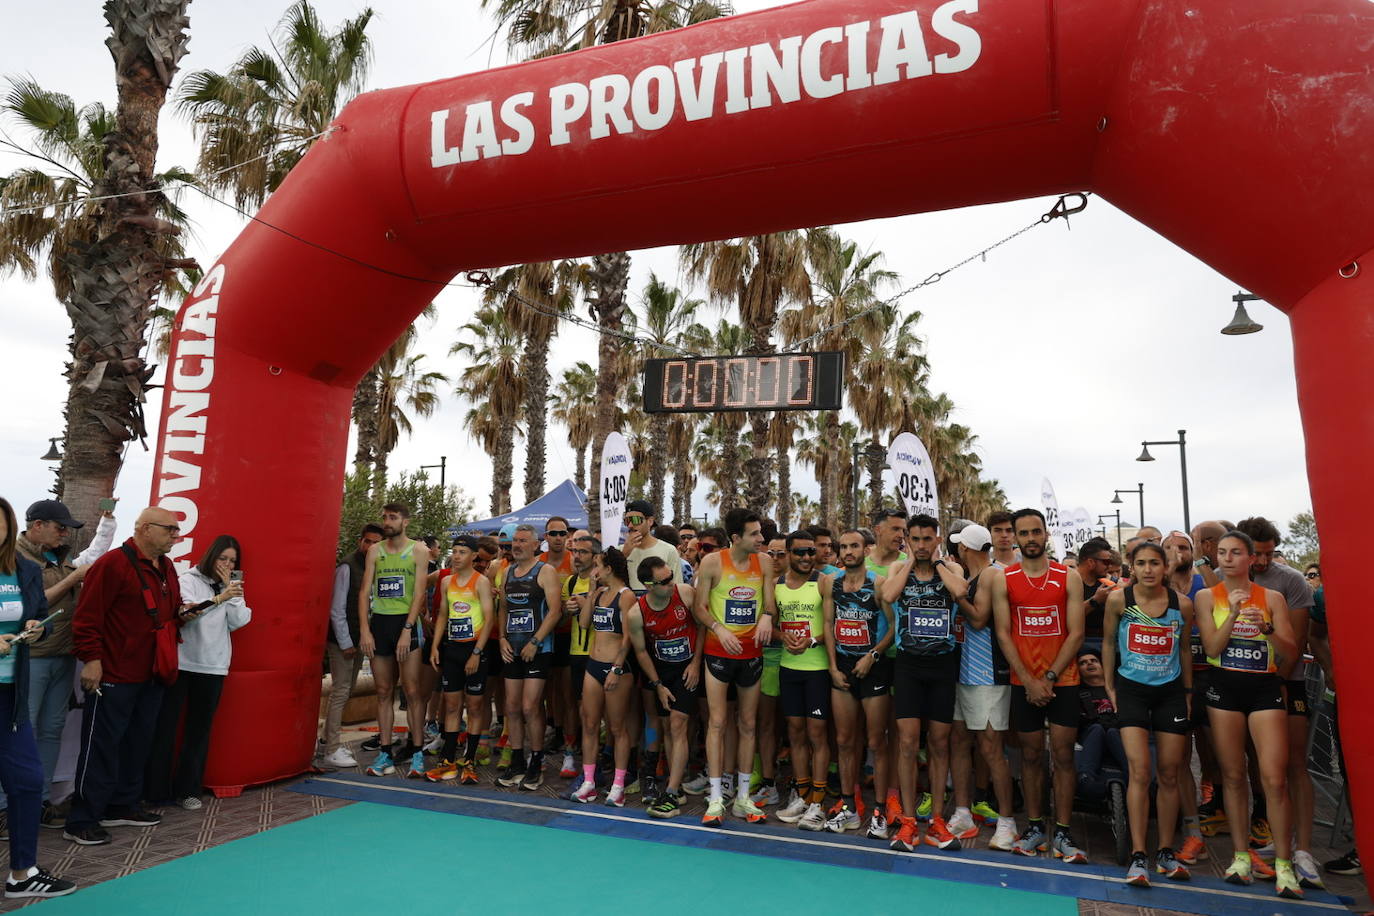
642, 352, 845, 414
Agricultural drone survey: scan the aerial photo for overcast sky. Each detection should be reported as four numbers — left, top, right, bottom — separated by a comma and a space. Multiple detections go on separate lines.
0, 1, 1314, 537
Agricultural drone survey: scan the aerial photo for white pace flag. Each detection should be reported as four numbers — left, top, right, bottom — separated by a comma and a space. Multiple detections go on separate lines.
1073, 507, 1094, 553
599, 432, 632, 540
1040, 477, 1063, 557
889, 432, 939, 519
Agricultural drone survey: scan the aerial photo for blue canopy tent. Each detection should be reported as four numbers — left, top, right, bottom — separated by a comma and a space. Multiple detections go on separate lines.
452, 479, 589, 537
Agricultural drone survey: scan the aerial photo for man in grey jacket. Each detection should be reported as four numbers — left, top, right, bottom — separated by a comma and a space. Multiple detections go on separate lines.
317, 525, 384, 769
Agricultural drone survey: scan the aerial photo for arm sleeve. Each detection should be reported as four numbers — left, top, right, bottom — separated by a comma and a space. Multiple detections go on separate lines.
72, 558, 114, 664
72, 516, 119, 567
226, 598, 252, 631
330, 564, 353, 650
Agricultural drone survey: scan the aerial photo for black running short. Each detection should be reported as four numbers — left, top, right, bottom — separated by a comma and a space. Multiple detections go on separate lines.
1203, 668, 1284, 715
1010, 684, 1082, 732
551, 631, 572, 667
780, 667, 831, 720
893, 651, 959, 723
1189, 667, 1211, 729
569, 655, 588, 703
1114, 676, 1189, 735
835, 652, 893, 700
1284, 679, 1310, 718
439, 641, 488, 695
705, 654, 763, 689
502, 651, 552, 680
367, 614, 418, 657
650, 660, 699, 717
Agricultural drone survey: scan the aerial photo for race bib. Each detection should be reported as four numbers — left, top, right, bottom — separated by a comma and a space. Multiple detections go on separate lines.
907, 605, 951, 640
1127, 623, 1174, 656
953, 616, 965, 644
836, 618, 871, 648
376, 575, 406, 600
592, 606, 617, 632
1016, 604, 1062, 637
507, 609, 535, 635
781, 619, 810, 640
447, 615, 475, 641
1220, 637, 1269, 672
654, 635, 691, 663
724, 600, 757, 628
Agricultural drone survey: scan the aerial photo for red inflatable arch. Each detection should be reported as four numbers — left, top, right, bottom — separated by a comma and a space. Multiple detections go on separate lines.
152, 0, 1374, 844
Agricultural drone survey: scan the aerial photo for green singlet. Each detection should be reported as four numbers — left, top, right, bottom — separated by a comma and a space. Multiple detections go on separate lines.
371, 539, 417, 615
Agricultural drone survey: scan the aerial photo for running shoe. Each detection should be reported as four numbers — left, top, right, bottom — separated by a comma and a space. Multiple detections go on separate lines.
361, 735, 382, 752
520, 758, 544, 791
425, 760, 458, 782
866, 810, 889, 841
422, 733, 444, 755
1125, 851, 1151, 888
495, 763, 523, 787
38, 802, 66, 830
560, 752, 577, 779
320, 746, 358, 769
1199, 780, 1215, 806
648, 792, 683, 819
498, 747, 513, 770
799, 803, 827, 831
1250, 849, 1276, 881
1012, 822, 1047, 857
823, 805, 859, 833
460, 762, 479, 785
947, 810, 979, 841
750, 784, 780, 807
916, 792, 933, 820
624, 777, 641, 796
4, 867, 76, 899
1156, 847, 1190, 881
732, 796, 767, 824
406, 751, 426, 779
924, 815, 961, 850
1325, 848, 1362, 876
884, 794, 903, 825
1275, 860, 1303, 900
572, 782, 598, 804
1248, 816, 1273, 852
682, 772, 710, 796
100, 806, 160, 828
425, 720, 441, 739
366, 751, 395, 777
971, 800, 999, 824
776, 791, 808, 824
702, 798, 726, 827
1052, 830, 1088, 864
639, 775, 658, 802
62, 824, 110, 846
890, 817, 919, 852
1199, 809, 1228, 836
1224, 852, 1252, 885
1177, 835, 1208, 865
475, 744, 492, 766
605, 785, 626, 808
1293, 850, 1324, 889
989, 817, 1018, 851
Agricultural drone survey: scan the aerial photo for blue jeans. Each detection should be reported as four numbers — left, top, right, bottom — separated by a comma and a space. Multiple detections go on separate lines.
26, 656, 75, 802
0, 686, 43, 870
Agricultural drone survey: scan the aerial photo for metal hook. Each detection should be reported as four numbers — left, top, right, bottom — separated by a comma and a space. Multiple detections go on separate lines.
1339, 261, 1360, 279
1042, 192, 1089, 225
465, 270, 493, 286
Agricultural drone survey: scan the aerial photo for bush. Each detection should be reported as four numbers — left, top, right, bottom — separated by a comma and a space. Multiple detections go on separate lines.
337, 469, 473, 560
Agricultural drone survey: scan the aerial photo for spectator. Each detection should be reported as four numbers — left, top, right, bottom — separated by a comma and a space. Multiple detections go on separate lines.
145, 536, 252, 809
319, 525, 383, 768
0, 497, 76, 898
14, 499, 117, 828
1074, 649, 1127, 798
64, 507, 185, 846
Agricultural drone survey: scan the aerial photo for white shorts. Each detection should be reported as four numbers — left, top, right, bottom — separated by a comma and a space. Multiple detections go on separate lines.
954, 684, 1011, 731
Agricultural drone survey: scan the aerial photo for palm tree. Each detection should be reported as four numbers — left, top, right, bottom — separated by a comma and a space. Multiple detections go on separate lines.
176, 1, 375, 209
453, 306, 525, 514
0, 5, 194, 537
682, 320, 750, 514
633, 273, 702, 519
668, 413, 698, 523
768, 410, 801, 529
372, 325, 448, 488
850, 305, 928, 510
484, 259, 585, 504
552, 361, 597, 492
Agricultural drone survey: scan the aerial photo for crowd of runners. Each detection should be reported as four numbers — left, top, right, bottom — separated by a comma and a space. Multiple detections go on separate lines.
324, 499, 1346, 901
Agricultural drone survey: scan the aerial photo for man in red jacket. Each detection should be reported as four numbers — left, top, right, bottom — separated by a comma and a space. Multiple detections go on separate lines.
63, 507, 185, 846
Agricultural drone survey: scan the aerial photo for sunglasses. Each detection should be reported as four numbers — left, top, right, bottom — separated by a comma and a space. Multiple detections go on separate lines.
546, 530, 569, 536
698, 543, 718, 553
625, 515, 646, 525
652, 576, 675, 588
767, 549, 786, 557
1305, 572, 1319, 579
791, 548, 817, 556
499, 543, 512, 550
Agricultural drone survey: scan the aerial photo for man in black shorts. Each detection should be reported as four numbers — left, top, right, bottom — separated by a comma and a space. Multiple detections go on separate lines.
426, 536, 493, 785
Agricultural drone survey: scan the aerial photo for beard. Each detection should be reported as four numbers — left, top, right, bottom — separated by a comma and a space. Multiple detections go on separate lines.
1020, 540, 1045, 559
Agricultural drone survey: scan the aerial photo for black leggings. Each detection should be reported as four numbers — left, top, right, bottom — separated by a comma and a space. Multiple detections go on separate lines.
145, 671, 226, 802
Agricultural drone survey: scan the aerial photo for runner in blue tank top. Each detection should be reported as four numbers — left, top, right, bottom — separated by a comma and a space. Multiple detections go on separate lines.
1103, 541, 1195, 887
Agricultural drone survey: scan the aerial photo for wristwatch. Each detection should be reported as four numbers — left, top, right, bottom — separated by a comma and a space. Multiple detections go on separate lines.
1193, 557, 1211, 569
808, 637, 820, 650
402, 622, 414, 630
869, 650, 882, 661
648, 679, 661, 689
611, 665, 625, 676
1045, 669, 1059, 683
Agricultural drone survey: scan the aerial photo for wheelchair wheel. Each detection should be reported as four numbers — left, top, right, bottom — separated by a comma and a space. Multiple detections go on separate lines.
1108, 780, 1130, 866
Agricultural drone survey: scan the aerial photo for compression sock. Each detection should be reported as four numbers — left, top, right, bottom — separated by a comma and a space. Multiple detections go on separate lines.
582, 764, 596, 786
794, 778, 811, 798
642, 750, 661, 780
464, 732, 481, 762
614, 768, 627, 789
760, 775, 775, 788
441, 731, 458, 762
511, 750, 526, 771
530, 750, 544, 772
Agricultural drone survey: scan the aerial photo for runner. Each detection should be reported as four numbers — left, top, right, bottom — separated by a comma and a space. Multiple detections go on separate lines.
822, 529, 896, 838
1102, 541, 1194, 887
1196, 529, 1301, 898
808, 525, 842, 576
953, 524, 1018, 851
571, 547, 638, 806
989, 508, 1089, 863
693, 508, 775, 827
987, 511, 1018, 568
750, 534, 787, 809
540, 518, 578, 780
563, 532, 597, 791
882, 514, 972, 852
628, 556, 702, 818
426, 536, 493, 785
495, 525, 563, 790
1163, 530, 1213, 866
357, 503, 431, 779
866, 508, 908, 827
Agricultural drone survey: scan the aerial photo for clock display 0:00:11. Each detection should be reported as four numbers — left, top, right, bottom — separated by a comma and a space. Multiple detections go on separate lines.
641, 352, 845, 414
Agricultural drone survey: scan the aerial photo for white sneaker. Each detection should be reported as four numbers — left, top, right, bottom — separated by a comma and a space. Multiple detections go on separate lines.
321, 747, 357, 769
177, 796, 203, 811
824, 805, 860, 833
776, 791, 809, 823
422, 733, 445, 754
750, 784, 780, 807
989, 817, 1018, 851
682, 772, 710, 796
947, 810, 978, 840
799, 803, 827, 831
1293, 849, 1325, 889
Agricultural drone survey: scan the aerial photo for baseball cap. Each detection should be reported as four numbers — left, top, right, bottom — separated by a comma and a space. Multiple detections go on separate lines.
498, 522, 518, 542
625, 499, 653, 518
452, 535, 480, 551
24, 499, 84, 529
954, 524, 992, 551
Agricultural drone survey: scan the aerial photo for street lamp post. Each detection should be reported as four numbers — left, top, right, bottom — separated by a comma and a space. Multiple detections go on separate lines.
1098, 511, 1123, 552
1137, 429, 1190, 532
420, 456, 447, 489
1111, 483, 1145, 529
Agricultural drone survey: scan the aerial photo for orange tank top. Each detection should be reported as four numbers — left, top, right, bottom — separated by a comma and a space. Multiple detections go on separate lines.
705, 550, 765, 658
1207, 581, 1277, 674
541, 550, 575, 633
1005, 562, 1077, 686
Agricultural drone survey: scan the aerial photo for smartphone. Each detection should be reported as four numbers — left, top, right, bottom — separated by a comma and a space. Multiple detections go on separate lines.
229, 570, 244, 584
99, 498, 117, 512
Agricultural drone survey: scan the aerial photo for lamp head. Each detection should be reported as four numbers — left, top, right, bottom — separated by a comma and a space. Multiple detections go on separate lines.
1221, 302, 1263, 335
1136, 443, 1154, 462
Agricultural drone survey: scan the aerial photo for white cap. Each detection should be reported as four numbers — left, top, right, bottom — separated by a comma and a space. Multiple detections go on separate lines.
955, 524, 992, 551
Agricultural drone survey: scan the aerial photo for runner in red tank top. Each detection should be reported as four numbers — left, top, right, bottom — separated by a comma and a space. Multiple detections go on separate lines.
989, 508, 1087, 862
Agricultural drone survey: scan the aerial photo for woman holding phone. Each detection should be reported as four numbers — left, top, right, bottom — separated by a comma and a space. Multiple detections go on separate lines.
146, 535, 252, 809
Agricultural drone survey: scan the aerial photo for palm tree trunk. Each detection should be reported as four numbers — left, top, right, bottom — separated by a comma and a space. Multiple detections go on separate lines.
352, 364, 379, 473
575, 445, 587, 494
825, 412, 842, 527
719, 426, 741, 515
373, 448, 389, 494
494, 422, 515, 515
522, 335, 550, 504
585, 251, 630, 532
649, 414, 668, 522
866, 436, 886, 513
743, 414, 771, 514
57, 0, 191, 548
775, 443, 792, 530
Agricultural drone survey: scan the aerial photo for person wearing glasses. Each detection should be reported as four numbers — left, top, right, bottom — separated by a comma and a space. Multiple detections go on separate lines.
66, 508, 186, 846
570, 546, 637, 805
15, 499, 117, 829
748, 534, 789, 809
538, 518, 578, 779
561, 533, 598, 794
